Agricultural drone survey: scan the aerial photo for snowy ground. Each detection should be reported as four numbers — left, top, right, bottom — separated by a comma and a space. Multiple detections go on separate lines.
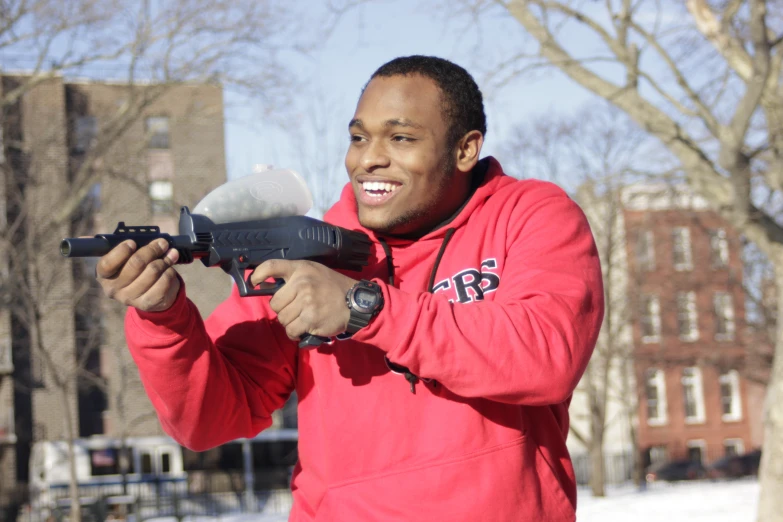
577, 479, 759, 522
143, 479, 759, 522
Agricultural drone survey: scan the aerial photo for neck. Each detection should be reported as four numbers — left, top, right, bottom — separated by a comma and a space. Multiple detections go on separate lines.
392, 158, 488, 240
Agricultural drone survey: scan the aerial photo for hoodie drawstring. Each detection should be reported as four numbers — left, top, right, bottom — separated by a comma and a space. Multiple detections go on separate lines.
427, 228, 456, 293
381, 229, 456, 394
378, 238, 395, 287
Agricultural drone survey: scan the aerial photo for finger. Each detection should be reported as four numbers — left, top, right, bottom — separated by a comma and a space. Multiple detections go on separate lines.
274, 297, 302, 327
108, 238, 172, 285
96, 240, 137, 279
115, 251, 179, 304
250, 259, 300, 287
283, 317, 309, 341
268, 280, 298, 313
133, 267, 181, 311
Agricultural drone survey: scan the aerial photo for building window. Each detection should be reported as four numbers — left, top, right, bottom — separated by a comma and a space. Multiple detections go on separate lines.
161, 452, 172, 474
672, 227, 693, 271
73, 115, 97, 153
682, 367, 706, 424
31, 348, 45, 388
710, 229, 729, 268
89, 183, 102, 212
648, 445, 668, 467
33, 423, 47, 442
90, 448, 120, 476
146, 116, 170, 149
141, 452, 153, 474
0, 338, 12, 374
677, 291, 699, 342
714, 292, 735, 341
686, 439, 706, 463
149, 180, 174, 214
636, 229, 656, 271
719, 370, 743, 422
724, 438, 744, 457
148, 149, 174, 180
645, 368, 668, 426
0, 194, 6, 230
640, 294, 661, 343
0, 407, 15, 443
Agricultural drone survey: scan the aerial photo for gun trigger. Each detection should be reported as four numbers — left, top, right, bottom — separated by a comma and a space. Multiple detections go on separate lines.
227, 258, 251, 297
250, 277, 285, 295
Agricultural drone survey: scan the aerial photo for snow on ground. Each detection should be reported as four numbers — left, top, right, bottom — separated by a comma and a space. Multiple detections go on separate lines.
147, 515, 288, 522
577, 479, 759, 522
145, 479, 759, 522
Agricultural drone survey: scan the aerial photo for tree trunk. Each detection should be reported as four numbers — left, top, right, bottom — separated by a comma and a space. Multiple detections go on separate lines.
120, 437, 129, 495
589, 441, 606, 497
758, 266, 783, 522
621, 357, 644, 488
62, 392, 82, 522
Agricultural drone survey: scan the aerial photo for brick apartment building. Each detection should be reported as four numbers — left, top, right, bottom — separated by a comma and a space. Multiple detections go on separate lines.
570, 184, 767, 483
622, 186, 766, 468
0, 75, 231, 508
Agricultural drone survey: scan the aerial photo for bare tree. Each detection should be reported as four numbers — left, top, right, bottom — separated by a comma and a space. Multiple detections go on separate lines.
284, 93, 354, 218
503, 103, 659, 495
444, 1, 783, 519
0, 1, 347, 520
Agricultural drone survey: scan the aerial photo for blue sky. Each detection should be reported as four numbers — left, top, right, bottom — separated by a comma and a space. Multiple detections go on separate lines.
222, 1, 595, 203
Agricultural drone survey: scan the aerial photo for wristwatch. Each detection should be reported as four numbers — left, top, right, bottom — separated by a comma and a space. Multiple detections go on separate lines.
345, 280, 384, 334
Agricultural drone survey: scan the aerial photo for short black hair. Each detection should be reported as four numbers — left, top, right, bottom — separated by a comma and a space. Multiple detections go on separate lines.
368, 55, 487, 148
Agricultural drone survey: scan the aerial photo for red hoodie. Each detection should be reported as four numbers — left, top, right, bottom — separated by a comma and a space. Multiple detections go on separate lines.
125, 157, 604, 521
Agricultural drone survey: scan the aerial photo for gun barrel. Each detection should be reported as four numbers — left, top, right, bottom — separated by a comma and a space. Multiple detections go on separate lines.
60, 238, 112, 257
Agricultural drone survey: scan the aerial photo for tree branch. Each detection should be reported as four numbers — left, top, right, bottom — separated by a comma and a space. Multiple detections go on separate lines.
568, 421, 589, 447
726, 0, 771, 148
503, 0, 783, 259
505, 1, 731, 200
718, 0, 772, 222
533, 0, 632, 63
628, 18, 721, 136
687, 0, 754, 79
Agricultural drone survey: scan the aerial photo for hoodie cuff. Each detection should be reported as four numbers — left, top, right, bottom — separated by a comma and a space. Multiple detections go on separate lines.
125, 275, 196, 343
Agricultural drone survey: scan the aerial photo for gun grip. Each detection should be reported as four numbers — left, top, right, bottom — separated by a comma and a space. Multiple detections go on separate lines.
298, 334, 330, 349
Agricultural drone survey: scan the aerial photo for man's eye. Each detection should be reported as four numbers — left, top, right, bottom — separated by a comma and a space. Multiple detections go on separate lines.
350, 135, 366, 143
392, 136, 414, 142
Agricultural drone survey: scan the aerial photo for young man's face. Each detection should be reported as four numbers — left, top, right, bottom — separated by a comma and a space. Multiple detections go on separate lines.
345, 74, 463, 236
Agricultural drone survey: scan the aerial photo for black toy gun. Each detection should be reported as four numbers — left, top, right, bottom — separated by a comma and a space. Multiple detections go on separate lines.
60, 167, 372, 348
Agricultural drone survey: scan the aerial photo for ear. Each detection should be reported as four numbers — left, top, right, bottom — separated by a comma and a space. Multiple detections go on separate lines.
454, 130, 484, 173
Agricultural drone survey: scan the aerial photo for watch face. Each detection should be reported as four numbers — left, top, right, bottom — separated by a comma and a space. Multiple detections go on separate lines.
353, 287, 379, 313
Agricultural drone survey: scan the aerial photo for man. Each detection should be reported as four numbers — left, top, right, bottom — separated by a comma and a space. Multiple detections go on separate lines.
98, 56, 604, 521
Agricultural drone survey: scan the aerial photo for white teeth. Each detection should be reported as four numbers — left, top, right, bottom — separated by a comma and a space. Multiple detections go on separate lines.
362, 181, 399, 196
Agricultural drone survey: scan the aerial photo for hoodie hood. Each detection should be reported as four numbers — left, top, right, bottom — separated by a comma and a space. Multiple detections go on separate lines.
324, 156, 516, 244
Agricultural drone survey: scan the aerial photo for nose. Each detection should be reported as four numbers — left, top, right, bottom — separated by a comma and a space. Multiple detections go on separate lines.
360, 140, 390, 172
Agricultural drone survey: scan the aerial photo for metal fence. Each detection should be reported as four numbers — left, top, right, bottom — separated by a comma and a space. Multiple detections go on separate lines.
572, 452, 636, 486
25, 477, 293, 522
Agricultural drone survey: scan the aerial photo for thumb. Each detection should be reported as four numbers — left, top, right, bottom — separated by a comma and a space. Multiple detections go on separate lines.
249, 259, 299, 287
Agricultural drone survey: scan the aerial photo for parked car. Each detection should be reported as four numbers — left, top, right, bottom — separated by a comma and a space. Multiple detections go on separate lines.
645, 459, 706, 483
707, 450, 762, 479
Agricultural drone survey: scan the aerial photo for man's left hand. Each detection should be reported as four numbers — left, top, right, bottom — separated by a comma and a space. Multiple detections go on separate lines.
250, 260, 358, 341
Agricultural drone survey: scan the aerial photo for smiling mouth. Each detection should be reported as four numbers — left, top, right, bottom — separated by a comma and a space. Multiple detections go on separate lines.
361, 181, 401, 198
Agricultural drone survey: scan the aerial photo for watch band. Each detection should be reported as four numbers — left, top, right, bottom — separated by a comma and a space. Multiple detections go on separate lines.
346, 310, 374, 334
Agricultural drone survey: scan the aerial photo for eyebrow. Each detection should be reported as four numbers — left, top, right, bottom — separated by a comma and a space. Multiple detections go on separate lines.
348, 118, 424, 130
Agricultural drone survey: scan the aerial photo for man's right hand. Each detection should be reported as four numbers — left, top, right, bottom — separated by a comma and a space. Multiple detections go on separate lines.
96, 238, 181, 312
